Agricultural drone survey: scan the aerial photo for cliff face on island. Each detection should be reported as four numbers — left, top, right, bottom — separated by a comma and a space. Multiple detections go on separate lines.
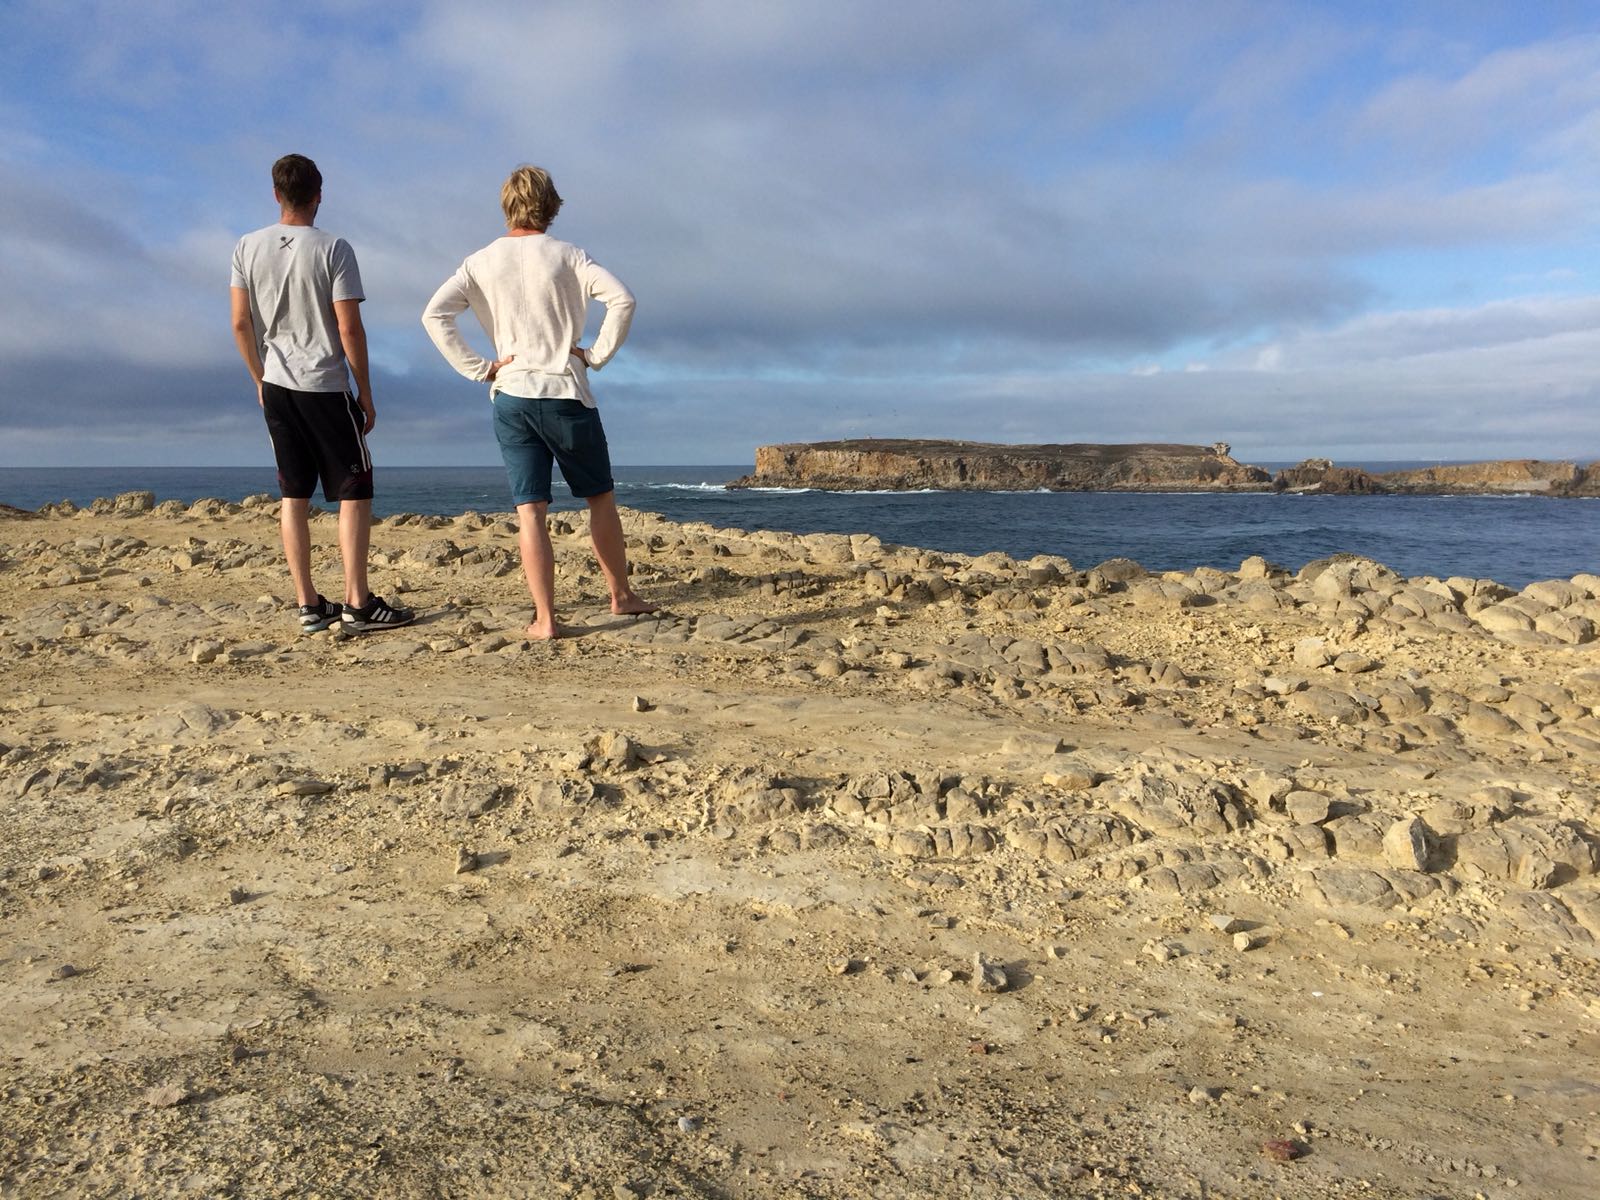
728, 439, 1273, 492
730, 441, 1600, 496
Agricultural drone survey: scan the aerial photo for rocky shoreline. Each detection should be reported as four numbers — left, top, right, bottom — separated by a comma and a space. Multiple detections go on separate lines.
2, 491, 1598, 1197
728, 438, 1600, 496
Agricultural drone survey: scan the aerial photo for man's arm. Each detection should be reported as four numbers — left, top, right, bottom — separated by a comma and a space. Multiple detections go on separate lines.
578, 257, 635, 369
334, 298, 375, 433
421, 267, 502, 382
229, 287, 266, 406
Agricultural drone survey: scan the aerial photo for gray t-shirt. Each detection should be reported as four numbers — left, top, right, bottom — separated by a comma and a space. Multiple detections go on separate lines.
230, 223, 364, 393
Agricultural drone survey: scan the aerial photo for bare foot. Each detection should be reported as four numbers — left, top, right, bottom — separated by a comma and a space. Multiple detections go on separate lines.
525, 621, 563, 641
612, 594, 659, 616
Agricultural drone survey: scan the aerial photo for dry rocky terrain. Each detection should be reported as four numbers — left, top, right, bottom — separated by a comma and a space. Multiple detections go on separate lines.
2, 490, 1598, 1198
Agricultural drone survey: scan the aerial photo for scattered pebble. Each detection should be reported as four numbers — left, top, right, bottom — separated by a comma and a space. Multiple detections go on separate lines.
275, 778, 335, 797
143, 1083, 190, 1109
1143, 939, 1180, 964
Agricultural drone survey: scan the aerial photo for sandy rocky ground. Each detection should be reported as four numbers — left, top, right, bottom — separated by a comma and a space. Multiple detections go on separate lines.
1, 490, 1598, 1199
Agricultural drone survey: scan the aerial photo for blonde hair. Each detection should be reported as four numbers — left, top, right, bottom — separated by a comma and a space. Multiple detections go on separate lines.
501, 165, 563, 231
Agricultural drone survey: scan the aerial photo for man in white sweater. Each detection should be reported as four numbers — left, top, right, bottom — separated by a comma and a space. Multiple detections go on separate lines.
421, 165, 655, 639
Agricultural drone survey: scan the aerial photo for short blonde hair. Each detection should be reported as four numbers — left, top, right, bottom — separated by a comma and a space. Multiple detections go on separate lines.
501, 165, 563, 231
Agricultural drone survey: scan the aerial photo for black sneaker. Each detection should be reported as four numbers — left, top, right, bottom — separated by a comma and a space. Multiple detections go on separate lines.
298, 594, 341, 633
341, 593, 416, 632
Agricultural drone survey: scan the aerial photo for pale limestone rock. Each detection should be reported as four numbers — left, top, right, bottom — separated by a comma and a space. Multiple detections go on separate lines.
1333, 652, 1377, 674
1382, 817, 1429, 871
189, 640, 223, 664
890, 829, 934, 857
1287, 687, 1368, 725
1238, 581, 1294, 612
972, 953, 1009, 993
1105, 765, 1247, 837
1001, 731, 1064, 756
1522, 579, 1585, 609
585, 730, 640, 770
276, 778, 335, 797
1311, 571, 1352, 601
802, 533, 854, 564
1305, 866, 1438, 910
1292, 637, 1331, 668
1240, 771, 1293, 807
1280, 823, 1331, 858
1455, 820, 1599, 887
1285, 791, 1332, 824
1474, 604, 1535, 634
1371, 681, 1424, 717
1089, 557, 1146, 584
1388, 585, 1456, 617
1458, 704, 1519, 739
1534, 612, 1595, 644
1502, 594, 1554, 618
1041, 765, 1098, 792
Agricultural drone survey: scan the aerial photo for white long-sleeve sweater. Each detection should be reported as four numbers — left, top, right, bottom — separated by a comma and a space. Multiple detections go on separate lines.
420, 232, 634, 407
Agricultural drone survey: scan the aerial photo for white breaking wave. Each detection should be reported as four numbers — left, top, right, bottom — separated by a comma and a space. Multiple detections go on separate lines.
618, 482, 729, 492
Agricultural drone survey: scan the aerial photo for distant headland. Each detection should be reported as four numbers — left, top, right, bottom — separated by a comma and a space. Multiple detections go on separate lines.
727, 439, 1600, 496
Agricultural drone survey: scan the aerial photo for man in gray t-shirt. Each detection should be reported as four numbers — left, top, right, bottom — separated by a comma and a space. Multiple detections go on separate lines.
229, 153, 412, 633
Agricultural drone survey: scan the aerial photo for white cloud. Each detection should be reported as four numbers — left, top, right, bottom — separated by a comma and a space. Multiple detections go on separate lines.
3, 2, 1600, 466
1218, 295, 1600, 371
1357, 34, 1600, 167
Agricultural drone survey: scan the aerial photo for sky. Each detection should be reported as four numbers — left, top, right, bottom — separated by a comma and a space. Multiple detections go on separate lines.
2, 0, 1599, 468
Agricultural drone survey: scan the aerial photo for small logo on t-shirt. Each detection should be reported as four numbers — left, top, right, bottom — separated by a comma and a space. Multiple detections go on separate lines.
278, 235, 295, 249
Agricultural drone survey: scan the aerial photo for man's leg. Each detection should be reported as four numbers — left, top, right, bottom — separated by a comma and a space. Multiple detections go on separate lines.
280, 498, 317, 606
517, 501, 560, 639
261, 383, 321, 608
338, 498, 372, 606
585, 490, 658, 616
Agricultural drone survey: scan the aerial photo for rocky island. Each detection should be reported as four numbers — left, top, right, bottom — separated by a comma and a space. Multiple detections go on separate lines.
728, 439, 1273, 491
729, 439, 1600, 496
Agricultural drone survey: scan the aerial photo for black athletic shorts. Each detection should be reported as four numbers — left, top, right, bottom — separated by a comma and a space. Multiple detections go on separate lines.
261, 382, 374, 502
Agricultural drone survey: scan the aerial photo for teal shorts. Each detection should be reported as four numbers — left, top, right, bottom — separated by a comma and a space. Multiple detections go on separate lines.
491, 394, 614, 505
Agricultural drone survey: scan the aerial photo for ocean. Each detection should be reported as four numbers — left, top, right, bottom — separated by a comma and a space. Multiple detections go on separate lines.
2, 465, 1596, 590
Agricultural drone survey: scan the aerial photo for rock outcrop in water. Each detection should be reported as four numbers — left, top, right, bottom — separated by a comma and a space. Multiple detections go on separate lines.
727, 439, 1274, 492
1277, 457, 1598, 495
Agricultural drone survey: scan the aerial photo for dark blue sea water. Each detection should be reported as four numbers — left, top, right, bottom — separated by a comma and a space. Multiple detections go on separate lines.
2, 465, 1595, 589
